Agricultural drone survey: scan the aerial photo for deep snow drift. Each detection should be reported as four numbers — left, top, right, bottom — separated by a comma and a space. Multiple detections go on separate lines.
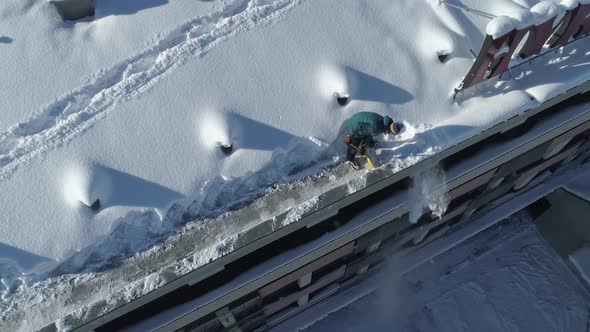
1, 0, 590, 330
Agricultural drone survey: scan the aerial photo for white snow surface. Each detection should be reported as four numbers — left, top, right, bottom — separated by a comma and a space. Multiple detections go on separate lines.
0, 0, 590, 329
487, 16, 517, 38
530, 1, 561, 20
485, 0, 590, 37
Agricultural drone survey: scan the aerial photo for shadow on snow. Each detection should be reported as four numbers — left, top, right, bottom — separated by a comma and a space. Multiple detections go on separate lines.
94, 0, 168, 18
344, 66, 414, 105
96, 165, 184, 210
0, 243, 52, 274
227, 112, 297, 152
0, 36, 13, 44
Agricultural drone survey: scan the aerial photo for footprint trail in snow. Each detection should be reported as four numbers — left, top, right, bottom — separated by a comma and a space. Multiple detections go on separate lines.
0, 0, 303, 181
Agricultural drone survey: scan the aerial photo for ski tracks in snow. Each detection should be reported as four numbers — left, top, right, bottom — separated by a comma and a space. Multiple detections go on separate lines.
0, 0, 302, 181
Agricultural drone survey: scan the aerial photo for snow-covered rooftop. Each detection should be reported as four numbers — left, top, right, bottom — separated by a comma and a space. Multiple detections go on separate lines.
1, 0, 590, 330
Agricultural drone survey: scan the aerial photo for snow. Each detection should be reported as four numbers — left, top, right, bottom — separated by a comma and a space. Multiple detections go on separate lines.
486, 16, 516, 38
0, 0, 590, 330
530, 1, 561, 21
0, 0, 215, 129
484, 0, 590, 37
284, 197, 320, 226
62, 160, 113, 208
561, 0, 582, 9
408, 167, 450, 223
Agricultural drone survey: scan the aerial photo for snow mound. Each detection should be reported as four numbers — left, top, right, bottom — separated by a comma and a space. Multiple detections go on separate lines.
561, 0, 582, 9
63, 161, 112, 208
530, 1, 561, 20
316, 64, 348, 104
198, 110, 231, 151
485, 0, 578, 38
486, 16, 516, 38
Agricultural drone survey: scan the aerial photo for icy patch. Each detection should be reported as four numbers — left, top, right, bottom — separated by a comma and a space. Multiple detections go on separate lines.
174, 233, 238, 276
142, 273, 162, 294
347, 173, 368, 194
193, 234, 237, 268
283, 197, 320, 227
408, 167, 450, 224
55, 317, 73, 332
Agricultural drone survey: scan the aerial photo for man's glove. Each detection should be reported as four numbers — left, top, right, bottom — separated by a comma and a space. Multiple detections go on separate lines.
358, 144, 366, 155
344, 134, 352, 145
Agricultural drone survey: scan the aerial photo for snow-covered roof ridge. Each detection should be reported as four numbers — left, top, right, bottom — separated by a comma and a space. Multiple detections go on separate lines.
530, 1, 561, 21
486, 0, 586, 38
486, 16, 516, 38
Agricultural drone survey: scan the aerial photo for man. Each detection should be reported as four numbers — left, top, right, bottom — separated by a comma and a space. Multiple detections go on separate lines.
344, 111, 404, 166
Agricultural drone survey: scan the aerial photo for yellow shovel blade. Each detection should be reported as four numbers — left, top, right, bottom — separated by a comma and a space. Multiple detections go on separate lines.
364, 152, 377, 169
